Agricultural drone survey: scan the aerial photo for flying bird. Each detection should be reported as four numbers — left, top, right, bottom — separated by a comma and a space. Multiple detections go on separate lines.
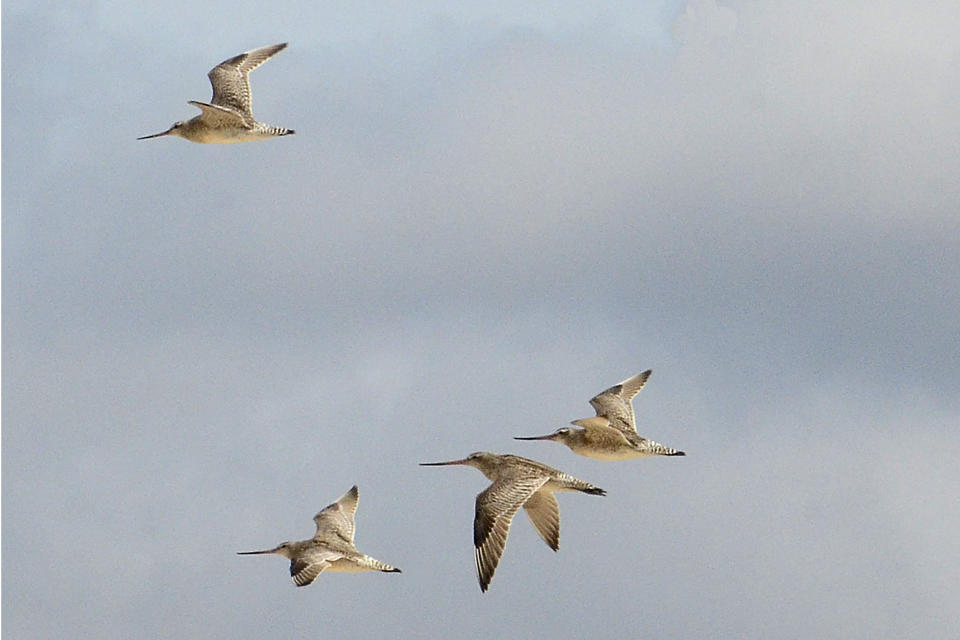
237, 486, 401, 587
420, 452, 605, 592
515, 370, 686, 460
138, 43, 294, 143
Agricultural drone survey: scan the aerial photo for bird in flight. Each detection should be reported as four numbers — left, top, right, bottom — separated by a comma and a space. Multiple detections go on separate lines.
421, 452, 604, 592
138, 43, 294, 143
515, 370, 686, 460
238, 486, 401, 587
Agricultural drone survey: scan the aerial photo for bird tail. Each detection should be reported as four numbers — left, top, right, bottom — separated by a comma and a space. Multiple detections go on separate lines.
639, 439, 686, 456
580, 486, 606, 496
556, 474, 607, 496
356, 555, 402, 573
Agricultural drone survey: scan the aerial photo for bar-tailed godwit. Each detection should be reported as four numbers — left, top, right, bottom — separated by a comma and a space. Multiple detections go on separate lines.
237, 486, 400, 587
515, 370, 686, 460
139, 43, 294, 144
420, 452, 605, 592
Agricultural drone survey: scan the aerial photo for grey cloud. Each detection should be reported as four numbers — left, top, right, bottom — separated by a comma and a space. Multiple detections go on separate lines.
4, 1, 959, 637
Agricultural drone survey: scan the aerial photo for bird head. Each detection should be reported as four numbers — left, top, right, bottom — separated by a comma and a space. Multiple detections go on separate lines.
137, 121, 185, 140
237, 541, 294, 559
514, 426, 576, 443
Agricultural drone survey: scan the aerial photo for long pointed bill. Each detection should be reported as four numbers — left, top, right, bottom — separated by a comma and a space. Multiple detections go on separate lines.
237, 548, 279, 555
419, 458, 469, 466
137, 128, 173, 140
514, 433, 556, 441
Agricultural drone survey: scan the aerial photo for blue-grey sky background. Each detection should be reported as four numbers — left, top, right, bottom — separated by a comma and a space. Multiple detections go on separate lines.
4, 1, 959, 637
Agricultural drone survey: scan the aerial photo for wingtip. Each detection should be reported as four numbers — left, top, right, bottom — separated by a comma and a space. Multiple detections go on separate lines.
339, 484, 359, 505
585, 487, 607, 496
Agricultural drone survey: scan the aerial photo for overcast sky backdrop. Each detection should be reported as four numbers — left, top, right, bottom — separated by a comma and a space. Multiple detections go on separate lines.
4, 1, 959, 637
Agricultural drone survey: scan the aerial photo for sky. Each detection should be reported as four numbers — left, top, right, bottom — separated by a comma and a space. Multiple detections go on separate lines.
3, 0, 959, 637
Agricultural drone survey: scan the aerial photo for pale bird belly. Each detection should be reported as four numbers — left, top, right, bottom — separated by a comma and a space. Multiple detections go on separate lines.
326, 558, 371, 573
192, 128, 258, 144
570, 445, 645, 461
571, 429, 644, 460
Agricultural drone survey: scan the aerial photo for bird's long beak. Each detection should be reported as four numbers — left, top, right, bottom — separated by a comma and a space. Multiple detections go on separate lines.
237, 547, 280, 555
514, 433, 557, 441
137, 127, 173, 140
419, 458, 468, 466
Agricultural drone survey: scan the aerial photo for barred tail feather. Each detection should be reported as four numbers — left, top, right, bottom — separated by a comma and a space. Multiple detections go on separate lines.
358, 555, 401, 573
641, 440, 685, 456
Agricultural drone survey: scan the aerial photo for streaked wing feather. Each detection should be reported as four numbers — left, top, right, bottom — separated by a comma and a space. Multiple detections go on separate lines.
313, 486, 358, 543
289, 547, 340, 587
588, 370, 652, 434
207, 43, 287, 116
474, 471, 548, 592
523, 490, 560, 551
187, 100, 248, 128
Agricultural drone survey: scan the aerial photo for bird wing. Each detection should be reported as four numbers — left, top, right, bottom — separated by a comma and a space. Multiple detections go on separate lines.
588, 370, 652, 435
187, 100, 248, 128
474, 470, 549, 592
522, 490, 560, 551
207, 43, 287, 117
289, 547, 341, 587
313, 485, 359, 544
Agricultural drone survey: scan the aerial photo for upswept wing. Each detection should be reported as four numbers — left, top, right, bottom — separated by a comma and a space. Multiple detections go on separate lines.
314, 485, 359, 544
207, 43, 287, 117
588, 370, 652, 434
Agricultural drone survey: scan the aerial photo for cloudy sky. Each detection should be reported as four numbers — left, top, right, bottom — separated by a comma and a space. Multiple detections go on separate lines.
4, 1, 959, 637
